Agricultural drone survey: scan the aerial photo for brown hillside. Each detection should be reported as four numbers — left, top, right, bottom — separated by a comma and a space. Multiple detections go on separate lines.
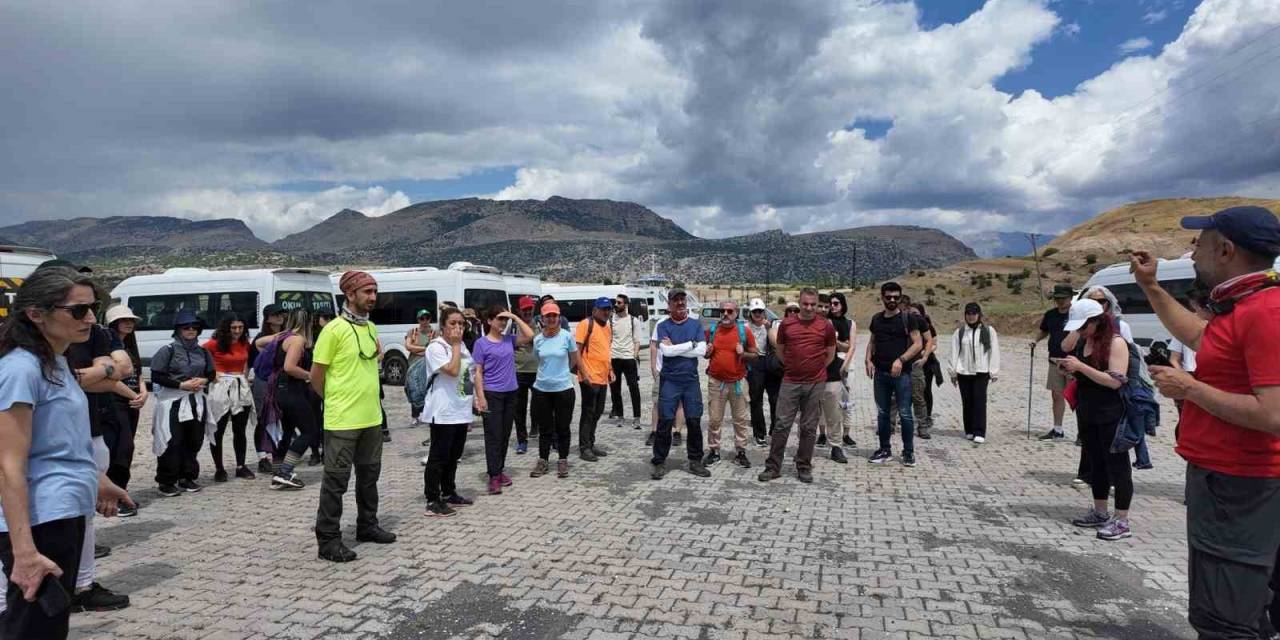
1048, 197, 1280, 260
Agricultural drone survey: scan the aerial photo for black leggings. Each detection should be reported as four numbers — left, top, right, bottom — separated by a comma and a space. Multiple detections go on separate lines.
532, 388, 574, 460
0, 516, 85, 639
211, 409, 251, 470
423, 423, 467, 502
278, 385, 321, 457
482, 389, 516, 477
1079, 414, 1133, 511
609, 358, 641, 418
957, 374, 989, 438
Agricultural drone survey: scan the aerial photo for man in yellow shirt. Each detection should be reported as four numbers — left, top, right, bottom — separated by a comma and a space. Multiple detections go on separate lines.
310, 271, 396, 562
575, 297, 615, 461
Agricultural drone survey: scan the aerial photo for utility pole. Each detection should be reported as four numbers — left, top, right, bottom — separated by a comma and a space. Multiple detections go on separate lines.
849, 243, 858, 290
1027, 233, 1047, 300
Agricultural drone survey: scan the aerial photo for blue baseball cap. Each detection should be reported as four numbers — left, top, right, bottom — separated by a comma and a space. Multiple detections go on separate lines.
594, 296, 613, 309
1181, 206, 1280, 259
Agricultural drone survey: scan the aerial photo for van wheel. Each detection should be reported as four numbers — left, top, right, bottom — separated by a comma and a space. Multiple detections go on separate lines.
382, 353, 408, 386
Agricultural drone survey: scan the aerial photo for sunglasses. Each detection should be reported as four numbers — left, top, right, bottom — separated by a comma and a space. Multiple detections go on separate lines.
720, 309, 736, 315
883, 295, 901, 301
50, 302, 101, 321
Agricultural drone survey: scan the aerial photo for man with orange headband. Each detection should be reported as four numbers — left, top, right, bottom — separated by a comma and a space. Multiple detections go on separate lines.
310, 271, 396, 562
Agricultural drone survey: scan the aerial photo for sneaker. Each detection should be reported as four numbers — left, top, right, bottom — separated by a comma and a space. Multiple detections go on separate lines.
673, 432, 683, 447
318, 542, 358, 562
632, 417, 643, 430
754, 435, 767, 447
580, 448, 598, 462
498, 472, 513, 487
797, 469, 813, 484
94, 544, 111, 559
842, 435, 855, 447
531, 459, 550, 477
308, 452, 323, 466
271, 473, 305, 490
445, 494, 474, 507
235, 466, 256, 480
651, 463, 666, 480
421, 438, 432, 447
1038, 429, 1065, 441
177, 479, 202, 493
973, 436, 986, 444
757, 468, 781, 482
213, 469, 228, 483
965, 434, 975, 441
419, 454, 430, 466
117, 502, 137, 518
425, 501, 458, 518
917, 428, 932, 440
902, 452, 916, 467
1071, 477, 1087, 486
157, 484, 181, 497
817, 434, 828, 447
609, 413, 623, 424
1075, 435, 1083, 447
1133, 462, 1154, 470
355, 526, 397, 544
70, 582, 130, 612
488, 476, 503, 495
1071, 508, 1112, 528
688, 461, 711, 478
831, 447, 848, 464
516, 442, 528, 455
645, 432, 656, 446
734, 450, 751, 468
556, 459, 569, 478
591, 446, 609, 458
703, 450, 721, 466
868, 448, 892, 464
1096, 518, 1132, 541
257, 458, 273, 473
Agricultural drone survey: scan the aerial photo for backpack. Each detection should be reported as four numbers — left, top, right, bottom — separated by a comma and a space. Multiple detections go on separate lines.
709, 320, 748, 349
405, 357, 439, 408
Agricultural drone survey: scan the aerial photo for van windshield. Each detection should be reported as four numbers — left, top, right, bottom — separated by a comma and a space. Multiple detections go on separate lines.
464, 289, 507, 312
276, 291, 335, 316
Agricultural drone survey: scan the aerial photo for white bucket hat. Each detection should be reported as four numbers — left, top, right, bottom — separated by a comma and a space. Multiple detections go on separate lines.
104, 304, 141, 326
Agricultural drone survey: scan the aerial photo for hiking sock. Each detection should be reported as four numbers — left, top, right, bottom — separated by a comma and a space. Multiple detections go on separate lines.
279, 451, 303, 477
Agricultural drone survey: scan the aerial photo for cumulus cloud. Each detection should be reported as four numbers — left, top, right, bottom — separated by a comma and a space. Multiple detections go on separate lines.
1, 0, 1278, 243
1119, 36, 1155, 53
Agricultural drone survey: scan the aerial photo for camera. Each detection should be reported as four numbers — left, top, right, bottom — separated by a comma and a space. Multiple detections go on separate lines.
1145, 341, 1172, 368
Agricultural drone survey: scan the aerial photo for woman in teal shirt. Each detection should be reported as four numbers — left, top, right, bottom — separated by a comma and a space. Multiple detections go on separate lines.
529, 303, 580, 479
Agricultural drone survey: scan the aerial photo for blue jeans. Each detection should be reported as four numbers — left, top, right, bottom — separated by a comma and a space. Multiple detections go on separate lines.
874, 371, 914, 454
1132, 431, 1152, 467
652, 375, 704, 465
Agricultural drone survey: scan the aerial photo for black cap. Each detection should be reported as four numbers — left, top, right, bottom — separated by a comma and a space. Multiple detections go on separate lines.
36, 259, 92, 274
262, 303, 283, 317
1182, 206, 1280, 259
1051, 284, 1074, 299
964, 302, 982, 315
668, 288, 687, 299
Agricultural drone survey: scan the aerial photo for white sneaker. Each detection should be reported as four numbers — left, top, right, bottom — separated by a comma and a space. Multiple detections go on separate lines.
420, 454, 430, 466
973, 436, 986, 444
965, 434, 975, 441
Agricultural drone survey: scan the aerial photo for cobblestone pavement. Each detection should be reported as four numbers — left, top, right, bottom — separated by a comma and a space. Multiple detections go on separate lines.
71, 339, 1194, 640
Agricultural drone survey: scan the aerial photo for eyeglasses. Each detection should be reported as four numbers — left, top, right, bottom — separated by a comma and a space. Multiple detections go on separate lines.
51, 302, 101, 320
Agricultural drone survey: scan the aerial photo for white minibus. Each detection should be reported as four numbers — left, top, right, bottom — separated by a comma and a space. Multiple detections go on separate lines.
333, 262, 509, 385
111, 268, 336, 362
502, 272, 543, 309
1, 246, 56, 320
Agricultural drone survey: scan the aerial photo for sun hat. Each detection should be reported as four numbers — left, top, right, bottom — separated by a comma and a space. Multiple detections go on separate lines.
1063, 298, 1104, 332
748, 298, 766, 312
104, 305, 141, 326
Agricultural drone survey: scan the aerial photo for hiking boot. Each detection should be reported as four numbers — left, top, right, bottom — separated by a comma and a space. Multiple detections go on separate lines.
817, 434, 828, 447
70, 582, 130, 612
703, 450, 721, 466
917, 428, 932, 440
591, 446, 609, 458
673, 432, 683, 447
94, 544, 111, 559
382, 431, 392, 443
580, 448, 598, 462
651, 463, 666, 480
531, 459, 550, 477
688, 461, 711, 478
356, 526, 397, 544
178, 479, 202, 493
308, 452, 323, 466
842, 435, 855, 447
258, 458, 274, 473
902, 452, 916, 467
271, 473, 305, 490
757, 468, 781, 482
734, 449, 751, 468
556, 459, 569, 478
516, 442, 528, 455
868, 448, 892, 464
213, 469, 228, 483
1072, 508, 1111, 528
425, 501, 457, 518
318, 542, 358, 562
1038, 429, 1065, 441
499, 472, 513, 487
488, 476, 503, 495
831, 447, 848, 464
157, 484, 181, 497
797, 469, 813, 484
445, 494, 474, 507
117, 502, 137, 518
1096, 518, 1132, 541
645, 432, 656, 446
235, 466, 256, 480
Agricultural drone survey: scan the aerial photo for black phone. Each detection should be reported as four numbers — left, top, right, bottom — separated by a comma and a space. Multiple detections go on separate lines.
36, 573, 71, 617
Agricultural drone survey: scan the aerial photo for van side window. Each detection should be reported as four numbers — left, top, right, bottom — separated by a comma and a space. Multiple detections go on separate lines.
129, 292, 259, 331
464, 289, 506, 313
1105, 278, 1195, 315
277, 291, 335, 315
557, 299, 590, 323
338, 290, 438, 325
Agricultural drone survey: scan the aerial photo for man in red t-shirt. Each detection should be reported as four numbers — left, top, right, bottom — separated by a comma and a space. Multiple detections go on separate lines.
1132, 205, 1280, 638
703, 300, 757, 469
759, 288, 836, 484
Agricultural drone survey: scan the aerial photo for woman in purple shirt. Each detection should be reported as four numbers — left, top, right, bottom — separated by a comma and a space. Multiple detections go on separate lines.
472, 307, 534, 495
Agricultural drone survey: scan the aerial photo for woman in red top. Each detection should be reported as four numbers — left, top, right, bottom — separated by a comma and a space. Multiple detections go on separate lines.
203, 313, 256, 482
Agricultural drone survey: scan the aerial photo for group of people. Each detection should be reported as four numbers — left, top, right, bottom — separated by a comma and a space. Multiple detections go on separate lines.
2, 206, 1278, 639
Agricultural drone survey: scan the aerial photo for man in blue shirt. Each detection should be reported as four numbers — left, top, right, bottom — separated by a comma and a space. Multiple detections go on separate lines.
650, 289, 711, 480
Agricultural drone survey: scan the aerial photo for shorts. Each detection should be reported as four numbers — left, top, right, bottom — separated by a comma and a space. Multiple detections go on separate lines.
1046, 364, 1068, 393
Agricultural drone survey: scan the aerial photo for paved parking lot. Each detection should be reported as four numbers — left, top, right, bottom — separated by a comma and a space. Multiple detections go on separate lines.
71, 339, 1193, 639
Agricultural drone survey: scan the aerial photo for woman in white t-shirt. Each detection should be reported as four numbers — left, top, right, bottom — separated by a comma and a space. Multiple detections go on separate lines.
422, 307, 475, 518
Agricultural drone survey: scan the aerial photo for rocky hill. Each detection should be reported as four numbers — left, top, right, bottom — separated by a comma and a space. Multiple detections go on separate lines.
1047, 196, 1280, 260
0, 216, 268, 261
958, 230, 1058, 258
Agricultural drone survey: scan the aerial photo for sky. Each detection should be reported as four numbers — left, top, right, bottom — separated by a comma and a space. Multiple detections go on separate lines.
1, 0, 1277, 241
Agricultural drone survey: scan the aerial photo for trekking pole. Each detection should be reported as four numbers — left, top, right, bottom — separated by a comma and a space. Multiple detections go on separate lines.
1026, 342, 1035, 440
